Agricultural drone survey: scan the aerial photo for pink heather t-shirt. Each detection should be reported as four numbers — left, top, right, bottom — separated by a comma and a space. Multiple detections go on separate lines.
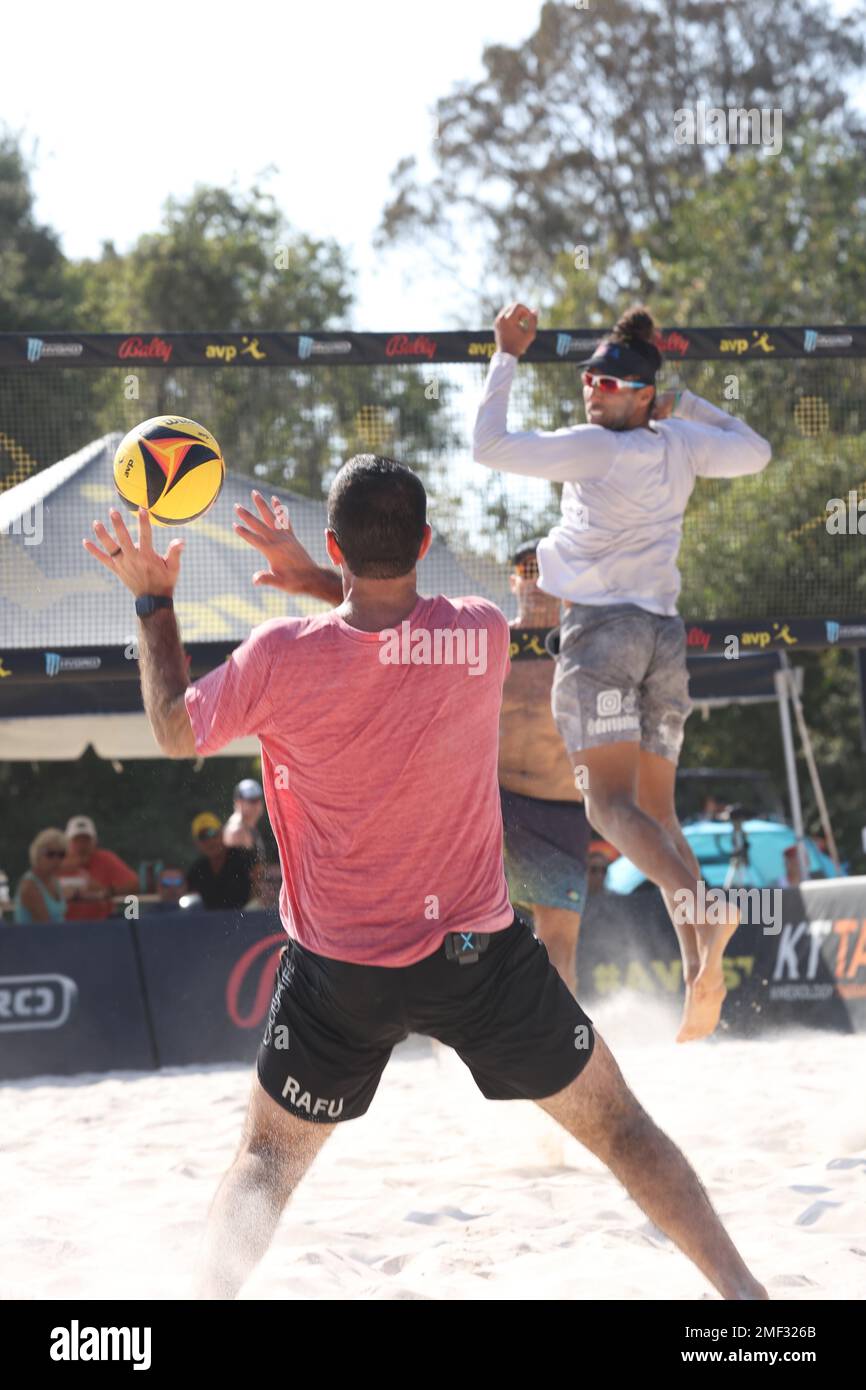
184, 594, 514, 966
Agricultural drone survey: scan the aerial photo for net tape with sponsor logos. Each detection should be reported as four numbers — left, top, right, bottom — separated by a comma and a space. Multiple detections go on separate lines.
0, 326, 864, 651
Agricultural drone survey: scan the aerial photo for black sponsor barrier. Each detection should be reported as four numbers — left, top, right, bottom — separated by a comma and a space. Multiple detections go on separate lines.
2, 885, 865, 1083
132, 909, 284, 1067
580, 878, 866, 1035
0, 920, 156, 1080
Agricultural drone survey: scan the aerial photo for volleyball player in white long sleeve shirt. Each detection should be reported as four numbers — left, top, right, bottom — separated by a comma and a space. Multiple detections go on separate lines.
473, 303, 772, 1042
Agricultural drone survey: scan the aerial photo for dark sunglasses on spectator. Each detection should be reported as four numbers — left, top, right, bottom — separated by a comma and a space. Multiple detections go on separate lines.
197, 829, 219, 841
43, 849, 65, 859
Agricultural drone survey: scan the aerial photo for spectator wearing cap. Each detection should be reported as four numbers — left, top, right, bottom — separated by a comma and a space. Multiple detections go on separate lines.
586, 839, 619, 896
223, 778, 267, 863
13, 829, 69, 924
777, 844, 806, 888
60, 816, 139, 921
187, 812, 255, 911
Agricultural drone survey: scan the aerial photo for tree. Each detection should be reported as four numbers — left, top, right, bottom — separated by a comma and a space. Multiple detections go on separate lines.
74, 181, 456, 500
0, 133, 80, 331
378, 0, 866, 315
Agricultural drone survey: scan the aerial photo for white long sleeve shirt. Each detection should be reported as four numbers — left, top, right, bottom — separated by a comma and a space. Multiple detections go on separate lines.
473, 351, 772, 616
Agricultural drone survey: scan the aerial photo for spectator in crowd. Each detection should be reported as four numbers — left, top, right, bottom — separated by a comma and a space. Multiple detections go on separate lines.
151, 866, 187, 911
586, 839, 618, 897
245, 861, 282, 912
60, 815, 139, 921
223, 778, 267, 862
777, 843, 806, 888
188, 812, 254, 910
701, 794, 725, 820
13, 829, 68, 924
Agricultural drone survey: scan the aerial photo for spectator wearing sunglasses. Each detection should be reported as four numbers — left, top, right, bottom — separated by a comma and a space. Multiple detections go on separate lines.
473, 301, 771, 1043
13, 829, 69, 924
60, 815, 140, 921
140, 866, 188, 914
187, 812, 254, 911
499, 539, 589, 995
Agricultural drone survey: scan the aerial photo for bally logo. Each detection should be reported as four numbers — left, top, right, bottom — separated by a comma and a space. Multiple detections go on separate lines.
281, 1074, 344, 1119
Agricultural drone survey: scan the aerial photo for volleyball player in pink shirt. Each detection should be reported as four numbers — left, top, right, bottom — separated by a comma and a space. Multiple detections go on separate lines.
83, 456, 765, 1302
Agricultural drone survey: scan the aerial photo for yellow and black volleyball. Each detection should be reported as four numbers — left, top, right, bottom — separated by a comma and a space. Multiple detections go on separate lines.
113, 415, 225, 526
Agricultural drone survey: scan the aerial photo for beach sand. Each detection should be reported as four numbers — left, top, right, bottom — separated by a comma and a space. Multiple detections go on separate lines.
4, 996, 864, 1301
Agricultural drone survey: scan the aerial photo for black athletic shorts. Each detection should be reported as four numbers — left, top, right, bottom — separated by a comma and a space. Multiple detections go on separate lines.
257, 912, 595, 1124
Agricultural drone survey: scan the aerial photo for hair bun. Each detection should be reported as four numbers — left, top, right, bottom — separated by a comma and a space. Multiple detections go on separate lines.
612, 305, 657, 343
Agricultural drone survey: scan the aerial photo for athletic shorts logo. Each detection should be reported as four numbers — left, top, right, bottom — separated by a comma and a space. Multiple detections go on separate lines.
597, 689, 622, 717
281, 1074, 344, 1119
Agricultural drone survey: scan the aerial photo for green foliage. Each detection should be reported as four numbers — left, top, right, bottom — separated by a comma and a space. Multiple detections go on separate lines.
0, 134, 81, 330
379, 0, 866, 312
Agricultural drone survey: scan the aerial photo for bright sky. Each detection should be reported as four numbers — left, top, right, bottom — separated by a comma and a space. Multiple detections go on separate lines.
5, 0, 542, 329
5, 0, 863, 332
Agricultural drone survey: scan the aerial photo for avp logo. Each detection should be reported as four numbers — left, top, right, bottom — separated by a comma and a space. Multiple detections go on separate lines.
556, 333, 573, 357
45, 651, 61, 677
298, 335, 314, 360
27, 338, 44, 363
826, 621, 840, 644
804, 330, 818, 353
0, 975, 78, 1031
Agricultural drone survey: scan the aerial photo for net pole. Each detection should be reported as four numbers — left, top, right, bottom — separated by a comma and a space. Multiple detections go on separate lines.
774, 664, 809, 878
780, 653, 841, 870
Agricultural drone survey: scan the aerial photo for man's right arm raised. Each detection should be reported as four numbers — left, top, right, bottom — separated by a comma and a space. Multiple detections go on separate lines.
472, 351, 618, 483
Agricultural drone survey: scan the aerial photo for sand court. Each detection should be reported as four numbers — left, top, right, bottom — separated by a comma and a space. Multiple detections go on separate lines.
4, 999, 864, 1301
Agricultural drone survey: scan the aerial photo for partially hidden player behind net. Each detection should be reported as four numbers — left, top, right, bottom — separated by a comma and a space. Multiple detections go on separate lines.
473, 304, 772, 1043
501, 539, 590, 995
82, 461, 766, 1302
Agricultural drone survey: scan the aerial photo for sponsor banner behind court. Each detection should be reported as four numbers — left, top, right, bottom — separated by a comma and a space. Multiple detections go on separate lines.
3, 886, 864, 1082
0, 921, 155, 1080
580, 879, 866, 1034
134, 910, 284, 1066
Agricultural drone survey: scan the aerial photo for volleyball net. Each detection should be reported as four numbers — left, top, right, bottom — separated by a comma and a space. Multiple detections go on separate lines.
1, 326, 864, 651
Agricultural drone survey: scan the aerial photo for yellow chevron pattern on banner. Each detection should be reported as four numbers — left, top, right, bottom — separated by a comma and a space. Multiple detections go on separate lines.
0, 432, 42, 490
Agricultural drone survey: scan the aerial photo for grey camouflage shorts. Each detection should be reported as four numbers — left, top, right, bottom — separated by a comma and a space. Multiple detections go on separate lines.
550, 602, 693, 764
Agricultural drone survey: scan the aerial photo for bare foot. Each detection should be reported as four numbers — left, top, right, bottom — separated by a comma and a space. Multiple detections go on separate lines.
676, 909, 739, 1043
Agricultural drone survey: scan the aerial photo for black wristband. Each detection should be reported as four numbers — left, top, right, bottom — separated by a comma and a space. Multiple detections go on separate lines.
135, 595, 174, 618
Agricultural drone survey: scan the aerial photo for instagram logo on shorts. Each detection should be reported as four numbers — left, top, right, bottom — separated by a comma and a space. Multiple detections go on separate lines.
596, 690, 622, 717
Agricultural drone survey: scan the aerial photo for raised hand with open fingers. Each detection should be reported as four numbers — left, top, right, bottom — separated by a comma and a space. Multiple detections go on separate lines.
82, 508, 183, 598
233, 491, 320, 593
